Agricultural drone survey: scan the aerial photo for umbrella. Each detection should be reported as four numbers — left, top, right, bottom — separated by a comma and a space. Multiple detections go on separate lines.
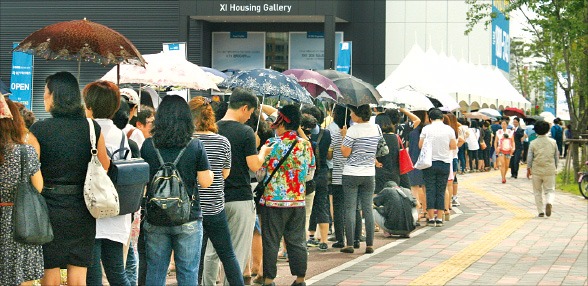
220, 69, 313, 105
478, 108, 501, 118
333, 76, 381, 107
464, 112, 490, 120
503, 107, 525, 118
101, 53, 218, 91
201, 67, 228, 79
282, 69, 341, 101
315, 69, 352, 81
0, 78, 10, 96
13, 19, 145, 78
377, 86, 435, 111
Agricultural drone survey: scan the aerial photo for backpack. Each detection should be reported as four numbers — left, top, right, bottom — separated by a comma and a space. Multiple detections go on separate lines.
107, 130, 149, 215
145, 140, 192, 226
500, 136, 512, 153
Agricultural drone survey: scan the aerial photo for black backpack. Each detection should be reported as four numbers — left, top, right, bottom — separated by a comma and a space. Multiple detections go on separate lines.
146, 140, 192, 226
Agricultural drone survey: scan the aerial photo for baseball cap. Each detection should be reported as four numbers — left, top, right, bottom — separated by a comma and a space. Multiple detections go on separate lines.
120, 88, 139, 106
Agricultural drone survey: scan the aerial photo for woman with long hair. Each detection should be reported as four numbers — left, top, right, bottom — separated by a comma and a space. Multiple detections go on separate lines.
494, 119, 515, 183
442, 114, 460, 220
189, 96, 244, 286
0, 96, 44, 285
407, 110, 428, 220
29, 72, 110, 286
141, 95, 213, 285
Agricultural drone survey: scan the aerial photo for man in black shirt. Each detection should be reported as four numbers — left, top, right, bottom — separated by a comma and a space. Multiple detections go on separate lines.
201, 88, 270, 284
510, 117, 525, 178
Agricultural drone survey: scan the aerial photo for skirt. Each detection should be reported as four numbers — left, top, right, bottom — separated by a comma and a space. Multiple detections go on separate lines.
42, 185, 96, 269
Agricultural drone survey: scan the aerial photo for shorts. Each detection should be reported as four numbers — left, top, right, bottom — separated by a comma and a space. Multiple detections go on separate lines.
498, 153, 512, 159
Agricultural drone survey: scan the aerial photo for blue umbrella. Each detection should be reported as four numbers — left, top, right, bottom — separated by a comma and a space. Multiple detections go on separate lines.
221, 68, 313, 105
0, 78, 10, 96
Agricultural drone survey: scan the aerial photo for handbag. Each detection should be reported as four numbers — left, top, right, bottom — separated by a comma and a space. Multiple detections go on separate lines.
107, 130, 149, 215
376, 127, 390, 157
414, 135, 433, 170
84, 118, 120, 219
479, 130, 487, 150
13, 145, 54, 245
254, 141, 297, 206
396, 134, 414, 175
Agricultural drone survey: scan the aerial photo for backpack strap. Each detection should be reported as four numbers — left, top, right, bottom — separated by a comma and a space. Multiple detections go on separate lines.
263, 139, 297, 186
314, 129, 324, 163
109, 130, 130, 160
127, 128, 135, 139
152, 139, 191, 166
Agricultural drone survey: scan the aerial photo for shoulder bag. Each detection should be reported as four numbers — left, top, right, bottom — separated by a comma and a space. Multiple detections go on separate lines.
396, 134, 414, 175
376, 126, 390, 157
254, 140, 297, 206
12, 145, 54, 245
479, 129, 487, 150
414, 134, 433, 170
84, 118, 120, 219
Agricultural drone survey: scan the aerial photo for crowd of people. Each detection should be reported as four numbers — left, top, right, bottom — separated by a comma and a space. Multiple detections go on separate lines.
0, 71, 562, 286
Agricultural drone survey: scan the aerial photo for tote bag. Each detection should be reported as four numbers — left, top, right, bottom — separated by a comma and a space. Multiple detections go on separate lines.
84, 119, 120, 219
414, 136, 432, 170
396, 135, 414, 175
13, 145, 54, 245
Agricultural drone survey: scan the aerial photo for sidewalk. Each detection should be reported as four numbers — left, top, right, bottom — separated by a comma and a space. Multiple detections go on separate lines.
300, 168, 588, 285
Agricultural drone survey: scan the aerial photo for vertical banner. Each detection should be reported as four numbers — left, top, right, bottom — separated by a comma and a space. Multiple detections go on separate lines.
491, 2, 510, 73
556, 72, 570, 120
162, 42, 188, 102
211, 32, 265, 71
543, 77, 555, 116
336, 41, 352, 74
9, 42, 34, 110
288, 32, 343, 70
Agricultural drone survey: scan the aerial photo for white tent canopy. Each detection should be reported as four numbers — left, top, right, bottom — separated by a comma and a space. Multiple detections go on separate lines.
378, 44, 531, 111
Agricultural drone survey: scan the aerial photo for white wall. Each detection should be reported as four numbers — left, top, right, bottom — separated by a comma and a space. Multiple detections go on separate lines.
385, 0, 493, 80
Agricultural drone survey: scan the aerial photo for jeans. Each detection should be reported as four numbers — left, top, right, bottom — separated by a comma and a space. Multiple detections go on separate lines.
200, 210, 244, 286
457, 144, 467, 172
144, 220, 203, 286
331, 184, 362, 244
260, 206, 307, 280
87, 239, 130, 286
468, 149, 478, 170
203, 200, 255, 286
423, 161, 450, 211
125, 241, 137, 286
342, 175, 376, 246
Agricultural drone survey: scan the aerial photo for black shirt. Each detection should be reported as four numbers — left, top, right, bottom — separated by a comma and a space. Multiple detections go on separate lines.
30, 117, 101, 185
513, 127, 525, 149
217, 120, 258, 202
310, 128, 331, 170
141, 138, 210, 220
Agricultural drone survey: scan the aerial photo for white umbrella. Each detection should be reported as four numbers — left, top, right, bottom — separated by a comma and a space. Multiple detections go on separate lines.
101, 53, 219, 91
478, 108, 501, 118
376, 86, 435, 111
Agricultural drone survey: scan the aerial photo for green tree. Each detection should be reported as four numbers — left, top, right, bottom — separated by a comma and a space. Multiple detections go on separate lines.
466, 0, 588, 179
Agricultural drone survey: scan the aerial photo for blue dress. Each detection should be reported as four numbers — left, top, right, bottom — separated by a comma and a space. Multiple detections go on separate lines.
407, 128, 425, 186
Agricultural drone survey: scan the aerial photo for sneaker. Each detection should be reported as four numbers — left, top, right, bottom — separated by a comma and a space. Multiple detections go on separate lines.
278, 251, 288, 260
359, 235, 366, 242
427, 219, 436, 227
538, 213, 545, 217
327, 236, 337, 242
365, 246, 374, 254
546, 204, 552, 217
340, 246, 354, 253
332, 241, 345, 248
452, 197, 461, 206
306, 238, 319, 247
435, 219, 443, 227
353, 240, 360, 249
318, 242, 328, 251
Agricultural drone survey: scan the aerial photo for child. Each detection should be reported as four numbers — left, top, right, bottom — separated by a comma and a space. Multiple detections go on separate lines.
526, 120, 559, 217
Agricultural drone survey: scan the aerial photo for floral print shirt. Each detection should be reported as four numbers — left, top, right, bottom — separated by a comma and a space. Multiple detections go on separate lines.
260, 131, 316, 208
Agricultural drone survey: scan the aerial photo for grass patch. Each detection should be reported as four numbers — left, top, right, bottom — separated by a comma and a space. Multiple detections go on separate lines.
557, 170, 581, 196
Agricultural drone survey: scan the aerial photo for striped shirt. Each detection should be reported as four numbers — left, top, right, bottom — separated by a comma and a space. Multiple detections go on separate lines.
192, 133, 232, 216
327, 122, 346, 185
342, 122, 381, 176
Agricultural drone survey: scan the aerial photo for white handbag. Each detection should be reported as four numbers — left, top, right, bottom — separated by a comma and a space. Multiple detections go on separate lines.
414, 136, 433, 170
84, 118, 120, 219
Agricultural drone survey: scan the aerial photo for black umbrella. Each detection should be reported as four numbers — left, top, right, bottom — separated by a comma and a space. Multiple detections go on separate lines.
333, 76, 381, 107
315, 69, 352, 81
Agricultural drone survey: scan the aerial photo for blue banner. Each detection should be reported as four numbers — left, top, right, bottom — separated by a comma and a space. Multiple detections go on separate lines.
9, 42, 34, 110
544, 77, 555, 115
336, 42, 352, 74
491, 5, 510, 73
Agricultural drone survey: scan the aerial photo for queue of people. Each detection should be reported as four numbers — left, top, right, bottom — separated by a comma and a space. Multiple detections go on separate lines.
0, 70, 562, 286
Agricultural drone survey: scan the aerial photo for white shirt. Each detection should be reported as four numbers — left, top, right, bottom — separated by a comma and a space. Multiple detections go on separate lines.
420, 121, 455, 164
466, 128, 480, 150
122, 123, 145, 149
95, 119, 132, 245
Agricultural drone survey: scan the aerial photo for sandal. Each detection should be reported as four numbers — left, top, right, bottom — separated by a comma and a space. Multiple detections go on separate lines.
444, 209, 451, 221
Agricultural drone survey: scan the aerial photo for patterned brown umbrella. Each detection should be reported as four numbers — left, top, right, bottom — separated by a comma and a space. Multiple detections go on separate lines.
13, 18, 145, 67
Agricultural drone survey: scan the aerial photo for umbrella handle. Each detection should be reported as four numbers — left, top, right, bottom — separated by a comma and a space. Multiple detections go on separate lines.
256, 95, 265, 134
